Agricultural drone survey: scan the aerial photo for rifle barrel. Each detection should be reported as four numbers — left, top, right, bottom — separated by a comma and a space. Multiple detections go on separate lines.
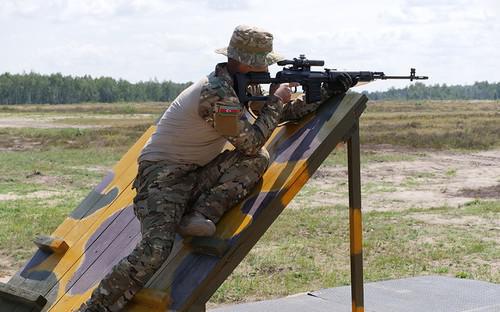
382, 75, 429, 80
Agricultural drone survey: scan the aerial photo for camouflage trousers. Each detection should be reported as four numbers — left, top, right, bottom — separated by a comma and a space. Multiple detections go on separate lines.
78, 148, 269, 311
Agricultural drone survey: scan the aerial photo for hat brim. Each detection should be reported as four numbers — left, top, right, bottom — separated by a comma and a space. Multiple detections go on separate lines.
215, 46, 284, 66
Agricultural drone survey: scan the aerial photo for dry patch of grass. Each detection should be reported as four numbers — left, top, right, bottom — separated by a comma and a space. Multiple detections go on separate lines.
0, 125, 150, 151
361, 100, 500, 149
0, 102, 167, 114
0, 253, 17, 282
51, 116, 155, 127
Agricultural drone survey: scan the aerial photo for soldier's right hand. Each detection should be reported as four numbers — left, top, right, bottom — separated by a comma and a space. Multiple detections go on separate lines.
273, 83, 299, 103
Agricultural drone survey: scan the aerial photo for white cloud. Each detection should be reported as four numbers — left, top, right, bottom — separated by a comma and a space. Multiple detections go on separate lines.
204, 0, 251, 11
1, 0, 499, 91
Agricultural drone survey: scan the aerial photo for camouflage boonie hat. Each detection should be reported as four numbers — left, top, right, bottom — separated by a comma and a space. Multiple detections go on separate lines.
215, 25, 284, 67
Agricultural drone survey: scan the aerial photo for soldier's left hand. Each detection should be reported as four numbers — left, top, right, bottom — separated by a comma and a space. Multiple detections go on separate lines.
326, 73, 357, 95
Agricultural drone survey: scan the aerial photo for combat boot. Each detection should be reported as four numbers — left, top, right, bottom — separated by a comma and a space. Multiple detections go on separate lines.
178, 211, 216, 237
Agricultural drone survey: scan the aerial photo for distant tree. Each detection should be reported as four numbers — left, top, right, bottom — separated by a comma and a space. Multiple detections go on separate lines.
0, 72, 192, 104
363, 81, 500, 101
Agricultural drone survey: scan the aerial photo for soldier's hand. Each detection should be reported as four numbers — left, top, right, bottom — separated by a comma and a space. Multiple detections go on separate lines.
269, 83, 279, 97
326, 73, 356, 95
273, 83, 299, 103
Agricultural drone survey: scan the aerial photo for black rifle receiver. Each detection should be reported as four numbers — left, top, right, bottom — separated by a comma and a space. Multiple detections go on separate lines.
235, 54, 428, 104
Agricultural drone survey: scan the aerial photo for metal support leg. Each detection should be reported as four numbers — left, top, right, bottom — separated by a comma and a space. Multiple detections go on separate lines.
347, 122, 364, 312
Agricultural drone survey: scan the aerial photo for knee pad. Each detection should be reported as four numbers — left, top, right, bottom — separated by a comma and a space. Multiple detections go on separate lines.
147, 236, 174, 267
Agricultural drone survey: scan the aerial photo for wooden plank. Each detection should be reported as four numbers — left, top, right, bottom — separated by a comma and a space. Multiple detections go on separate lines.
348, 123, 365, 312
41, 194, 139, 310
190, 237, 230, 257
126, 288, 171, 311
0, 282, 47, 311
8, 185, 136, 288
33, 236, 69, 254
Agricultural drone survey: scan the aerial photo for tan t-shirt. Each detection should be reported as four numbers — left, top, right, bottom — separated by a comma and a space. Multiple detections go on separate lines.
139, 77, 228, 166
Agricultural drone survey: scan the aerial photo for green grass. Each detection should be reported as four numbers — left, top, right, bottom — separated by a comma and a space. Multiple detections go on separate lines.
0, 146, 124, 264
212, 204, 351, 302
361, 100, 500, 150
0, 125, 149, 151
0, 147, 123, 178
362, 181, 398, 194
212, 199, 500, 304
446, 168, 457, 177
0, 195, 83, 262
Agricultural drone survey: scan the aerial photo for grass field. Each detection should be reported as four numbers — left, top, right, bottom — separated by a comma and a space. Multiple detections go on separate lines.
0, 100, 498, 305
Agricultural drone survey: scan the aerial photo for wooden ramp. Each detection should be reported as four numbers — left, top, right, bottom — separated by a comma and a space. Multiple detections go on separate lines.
0, 93, 367, 312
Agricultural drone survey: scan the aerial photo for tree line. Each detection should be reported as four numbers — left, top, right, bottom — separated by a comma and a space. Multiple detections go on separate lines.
1, 72, 499, 104
0, 72, 192, 104
364, 81, 500, 100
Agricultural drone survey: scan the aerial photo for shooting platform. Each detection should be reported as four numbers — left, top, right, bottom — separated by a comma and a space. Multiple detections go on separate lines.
210, 276, 500, 312
0, 92, 368, 312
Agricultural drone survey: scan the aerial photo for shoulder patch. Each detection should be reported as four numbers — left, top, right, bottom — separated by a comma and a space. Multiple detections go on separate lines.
214, 102, 241, 136
215, 103, 241, 116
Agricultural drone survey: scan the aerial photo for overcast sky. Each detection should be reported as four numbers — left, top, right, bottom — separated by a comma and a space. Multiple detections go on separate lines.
1, 0, 499, 91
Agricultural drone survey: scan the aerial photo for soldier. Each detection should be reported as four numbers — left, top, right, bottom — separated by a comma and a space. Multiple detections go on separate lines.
78, 25, 353, 311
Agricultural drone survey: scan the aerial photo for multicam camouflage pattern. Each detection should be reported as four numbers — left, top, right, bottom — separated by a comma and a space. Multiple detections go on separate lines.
215, 25, 283, 66
79, 147, 268, 310
193, 149, 269, 223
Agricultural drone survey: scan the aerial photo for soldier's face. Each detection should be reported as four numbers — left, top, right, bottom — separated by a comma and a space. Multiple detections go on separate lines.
238, 63, 268, 73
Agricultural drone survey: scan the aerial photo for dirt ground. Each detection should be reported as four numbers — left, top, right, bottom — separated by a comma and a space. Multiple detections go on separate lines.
0, 116, 100, 129
0, 254, 16, 283
0, 114, 152, 129
295, 145, 500, 212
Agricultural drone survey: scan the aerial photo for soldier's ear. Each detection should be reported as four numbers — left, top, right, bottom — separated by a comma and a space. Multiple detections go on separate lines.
227, 58, 241, 74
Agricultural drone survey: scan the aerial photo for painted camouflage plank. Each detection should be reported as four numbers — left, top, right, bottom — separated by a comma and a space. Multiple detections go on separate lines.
56, 92, 365, 312
4, 93, 367, 312
6, 126, 157, 310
